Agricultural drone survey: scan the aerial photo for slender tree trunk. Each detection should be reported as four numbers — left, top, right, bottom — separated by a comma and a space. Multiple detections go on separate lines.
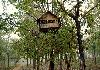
52, 0, 53, 13
47, 0, 49, 11
27, 54, 28, 66
33, 59, 36, 70
49, 49, 54, 70
37, 57, 40, 70
65, 43, 71, 70
26, 48, 29, 67
59, 60, 63, 70
45, 54, 47, 63
93, 47, 96, 64
65, 54, 71, 70
7, 53, 10, 69
75, 0, 86, 70
30, 57, 31, 64
93, 54, 96, 65
59, 54, 63, 70
4, 58, 6, 70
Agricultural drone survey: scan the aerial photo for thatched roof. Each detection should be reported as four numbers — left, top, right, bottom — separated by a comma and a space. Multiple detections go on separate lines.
38, 11, 59, 19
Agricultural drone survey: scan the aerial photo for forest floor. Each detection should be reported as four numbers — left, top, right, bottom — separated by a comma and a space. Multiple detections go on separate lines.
13, 64, 22, 70
12, 64, 100, 70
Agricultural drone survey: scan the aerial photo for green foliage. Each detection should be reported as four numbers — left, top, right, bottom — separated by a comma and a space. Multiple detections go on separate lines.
86, 13, 95, 27
0, 13, 18, 32
1, 0, 100, 69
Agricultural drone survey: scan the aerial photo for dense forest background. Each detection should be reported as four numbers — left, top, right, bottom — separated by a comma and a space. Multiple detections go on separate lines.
0, 0, 100, 70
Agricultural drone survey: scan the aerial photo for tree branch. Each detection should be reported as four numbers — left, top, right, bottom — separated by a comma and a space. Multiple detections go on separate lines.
57, 1, 76, 20
26, 12, 37, 21
82, 2, 100, 18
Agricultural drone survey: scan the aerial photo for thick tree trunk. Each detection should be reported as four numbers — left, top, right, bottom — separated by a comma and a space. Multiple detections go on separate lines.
75, 0, 86, 70
75, 19, 85, 70
49, 60, 54, 70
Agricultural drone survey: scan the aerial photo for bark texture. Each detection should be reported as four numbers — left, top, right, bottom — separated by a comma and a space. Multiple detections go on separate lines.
75, 0, 86, 70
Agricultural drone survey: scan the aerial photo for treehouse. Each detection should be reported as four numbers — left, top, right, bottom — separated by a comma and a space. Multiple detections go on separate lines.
37, 11, 60, 32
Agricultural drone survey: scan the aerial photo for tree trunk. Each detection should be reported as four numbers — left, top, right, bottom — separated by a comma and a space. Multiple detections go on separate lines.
27, 55, 28, 67
75, 0, 86, 70
45, 54, 47, 63
59, 60, 63, 70
37, 57, 40, 70
49, 50, 54, 70
33, 59, 36, 70
93, 47, 96, 64
65, 54, 71, 70
75, 19, 85, 70
26, 48, 29, 67
7, 53, 10, 69
59, 54, 63, 70
30, 58, 31, 64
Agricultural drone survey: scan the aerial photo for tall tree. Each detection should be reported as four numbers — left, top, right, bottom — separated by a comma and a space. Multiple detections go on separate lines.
7, 0, 100, 70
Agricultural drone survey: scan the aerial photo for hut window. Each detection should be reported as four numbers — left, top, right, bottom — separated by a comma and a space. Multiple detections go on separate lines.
40, 20, 47, 24
48, 20, 55, 23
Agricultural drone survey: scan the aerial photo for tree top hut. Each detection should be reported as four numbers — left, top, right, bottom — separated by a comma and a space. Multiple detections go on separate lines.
37, 11, 60, 32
